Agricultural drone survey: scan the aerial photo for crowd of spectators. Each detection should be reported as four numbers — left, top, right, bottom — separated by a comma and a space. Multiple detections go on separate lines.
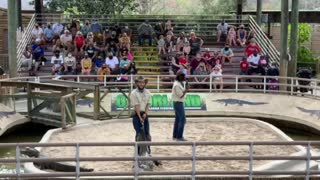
21, 18, 281, 90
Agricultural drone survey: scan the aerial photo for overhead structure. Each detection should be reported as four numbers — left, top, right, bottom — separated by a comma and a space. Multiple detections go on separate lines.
288, 0, 299, 77
279, 0, 289, 90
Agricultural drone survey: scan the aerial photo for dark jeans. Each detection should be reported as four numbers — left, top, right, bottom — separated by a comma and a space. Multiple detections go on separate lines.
138, 34, 152, 46
132, 113, 150, 140
173, 102, 186, 139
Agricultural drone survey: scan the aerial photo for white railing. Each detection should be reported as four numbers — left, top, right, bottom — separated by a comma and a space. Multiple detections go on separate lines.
0, 141, 319, 179
16, 14, 36, 74
249, 16, 281, 66
3, 75, 318, 99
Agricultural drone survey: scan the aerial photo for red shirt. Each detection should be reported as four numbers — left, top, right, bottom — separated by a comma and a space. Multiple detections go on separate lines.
240, 60, 249, 71
74, 36, 85, 48
245, 44, 262, 57
178, 58, 188, 65
203, 52, 211, 60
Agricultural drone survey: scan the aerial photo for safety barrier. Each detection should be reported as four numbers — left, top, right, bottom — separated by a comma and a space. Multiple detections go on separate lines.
3, 75, 319, 99
0, 141, 318, 179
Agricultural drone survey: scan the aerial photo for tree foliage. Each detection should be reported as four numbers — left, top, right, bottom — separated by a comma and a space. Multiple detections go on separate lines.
32, 0, 138, 15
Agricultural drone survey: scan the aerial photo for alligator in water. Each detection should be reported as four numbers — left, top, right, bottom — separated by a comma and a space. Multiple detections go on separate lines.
213, 98, 268, 106
76, 99, 94, 107
0, 111, 16, 118
296, 107, 320, 119
21, 147, 94, 172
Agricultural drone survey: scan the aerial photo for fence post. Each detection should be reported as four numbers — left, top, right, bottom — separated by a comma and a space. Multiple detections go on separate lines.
249, 142, 253, 180
191, 142, 196, 180
290, 78, 294, 96
306, 142, 311, 180
61, 97, 66, 129
77, 75, 80, 83
76, 143, 80, 180
263, 76, 266, 93
235, 76, 238, 93
103, 75, 106, 87
134, 142, 139, 180
15, 145, 21, 180
209, 75, 212, 93
157, 75, 160, 92
130, 74, 134, 92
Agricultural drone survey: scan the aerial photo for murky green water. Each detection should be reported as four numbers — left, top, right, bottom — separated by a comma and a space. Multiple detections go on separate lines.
0, 123, 52, 174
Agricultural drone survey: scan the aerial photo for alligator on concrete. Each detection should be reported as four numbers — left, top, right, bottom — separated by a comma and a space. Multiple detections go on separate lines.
0, 111, 16, 118
76, 99, 94, 108
213, 98, 268, 106
21, 147, 94, 172
296, 107, 320, 119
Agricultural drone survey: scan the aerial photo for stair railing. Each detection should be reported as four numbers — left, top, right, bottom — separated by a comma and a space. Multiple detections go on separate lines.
248, 16, 280, 66
16, 14, 36, 74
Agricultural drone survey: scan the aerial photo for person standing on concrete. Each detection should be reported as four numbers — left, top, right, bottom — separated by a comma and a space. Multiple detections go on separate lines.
172, 72, 188, 141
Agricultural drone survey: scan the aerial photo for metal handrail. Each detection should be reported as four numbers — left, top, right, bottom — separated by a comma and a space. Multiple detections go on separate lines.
16, 14, 36, 74
248, 16, 280, 67
0, 141, 318, 179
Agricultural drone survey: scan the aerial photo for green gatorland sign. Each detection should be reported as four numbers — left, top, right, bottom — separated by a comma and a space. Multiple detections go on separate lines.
112, 94, 206, 111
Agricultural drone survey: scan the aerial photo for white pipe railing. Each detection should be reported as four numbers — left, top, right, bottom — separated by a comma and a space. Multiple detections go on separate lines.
0, 141, 318, 179
16, 14, 36, 74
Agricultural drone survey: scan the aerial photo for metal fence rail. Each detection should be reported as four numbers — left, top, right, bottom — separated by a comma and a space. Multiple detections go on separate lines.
3, 75, 319, 99
0, 141, 319, 179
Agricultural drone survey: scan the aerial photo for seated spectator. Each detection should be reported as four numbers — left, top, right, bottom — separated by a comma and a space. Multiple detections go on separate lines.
53, 39, 64, 53
247, 50, 261, 75
178, 55, 188, 66
52, 22, 64, 39
31, 24, 43, 39
97, 64, 111, 81
157, 35, 166, 55
122, 23, 133, 38
237, 24, 247, 47
240, 57, 249, 75
170, 52, 183, 75
266, 62, 280, 90
94, 55, 105, 72
178, 63, 191, 76
0, 66, 4, 76
189, 32, 203, 56
51, 50, 64, 75
86, 32, 94, 45
258, 55, 268, 75
165, 20, 173, 34
74, 31, 85, 56
138, 20, 153, 46
190, 53, 206, 74
22, 45, 33, 72
81, 20, 91, 38
60, 30, 73, 52
154, 22, 165, 41
81, 53, 92, 75
203, 48, 211, 62
70, 20, 79, 38
90, 20, 102, 34
164, 34, 173, 54
227, 27, 237, 47
94, 33, 106, 59
217, 20, 228, 42
119, 32, 131, 51
210, 66, 223, 92
105, 53, 119, 74
221, 44, 234, 64
193, 62, 209, 85
43, 24, 54, 43
176, 32, 188, 53
119, 55, 132, 74
84, 42, 97, 61
208, 51, 221, 70
32, 38, 46, 73
247, 31, 256, 44
245, 38, 261, 57
105, 31, 119, 55
64, 52, 76, 75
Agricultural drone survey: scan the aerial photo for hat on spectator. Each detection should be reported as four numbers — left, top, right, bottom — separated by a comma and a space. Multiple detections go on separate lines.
35, 38, 41, 43
76, 31, 82, 35
64, 29, 70, 34
135, 76, 148, 84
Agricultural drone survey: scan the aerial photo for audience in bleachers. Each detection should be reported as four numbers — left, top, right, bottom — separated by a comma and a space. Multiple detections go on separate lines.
81, 52, 92, 75
189, 32, 203, 56
239, 57, 249, 75
217, 20, 229, 42
237, 24, 247, 47
64, 52, 76, 75
138, 20, 154, 46
43, 23, 54, 43
22, 45, 33, 72
210, 66, 223, 92
31, 24, 43, 39
51, 50, 64, 75
245, 39, 262, 57
227, 27, 237, 47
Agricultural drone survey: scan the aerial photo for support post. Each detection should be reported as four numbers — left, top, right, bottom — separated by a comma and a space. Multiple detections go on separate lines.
93, 86, 100, 120
279, 0, 289, 91
35, 0, 43, 25
288, 0, 299, 78
236, 0, 243, 23
7, 0, 18, 78
17, 0, 22, 30
256, 0, 262, 26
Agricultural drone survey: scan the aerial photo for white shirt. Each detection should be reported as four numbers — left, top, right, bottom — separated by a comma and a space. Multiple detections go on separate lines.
248, 54, 261, 68
105, 56, 119, 69
130, 88, 151, 111
60, 34, 72, 44
52, 23, 64, 34
64, 56, 76, 67
31, 27, 43, 39
172, 80, 186, 102
51, 55, 64, 68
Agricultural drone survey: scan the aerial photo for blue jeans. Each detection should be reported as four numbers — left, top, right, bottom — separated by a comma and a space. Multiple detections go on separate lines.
132, 113, 150, 140
138, 34, 152, 46
173, 102, 186, 139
